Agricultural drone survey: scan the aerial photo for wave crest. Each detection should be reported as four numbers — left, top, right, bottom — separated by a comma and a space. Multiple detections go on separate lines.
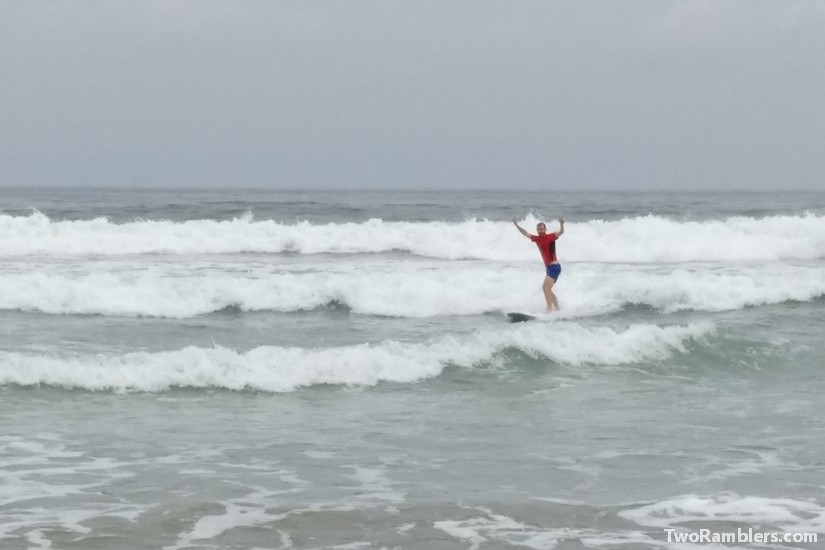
1, 212, 823, 262
0, 322, 713, 392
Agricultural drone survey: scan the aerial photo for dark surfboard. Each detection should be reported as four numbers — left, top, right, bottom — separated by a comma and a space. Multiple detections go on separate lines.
507, 312, 536, 323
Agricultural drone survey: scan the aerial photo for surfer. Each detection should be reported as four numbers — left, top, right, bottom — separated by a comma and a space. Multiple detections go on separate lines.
513, 217, 565, 312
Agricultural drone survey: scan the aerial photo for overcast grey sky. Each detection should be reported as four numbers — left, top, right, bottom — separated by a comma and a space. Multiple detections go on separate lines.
1, 1, 823, 190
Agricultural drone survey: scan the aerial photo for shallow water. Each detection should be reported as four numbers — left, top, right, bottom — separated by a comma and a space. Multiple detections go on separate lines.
1, 189, 823, 549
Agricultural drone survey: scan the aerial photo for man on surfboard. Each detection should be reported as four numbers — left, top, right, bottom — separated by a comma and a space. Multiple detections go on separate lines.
513, 217, 565, 312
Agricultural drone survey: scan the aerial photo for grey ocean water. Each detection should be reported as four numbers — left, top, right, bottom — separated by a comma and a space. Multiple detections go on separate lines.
1, 188, 824, 549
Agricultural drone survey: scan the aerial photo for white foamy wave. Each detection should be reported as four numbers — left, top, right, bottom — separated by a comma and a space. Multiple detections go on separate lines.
435, 506, 577, 550
435, 506, 658, 550
570, 213, 825, 263
565, 263, 825, 316
619, 493, 825, 534
1, 212, 824, 262
0, 322, 712, 392
0, 435, 144, 541
0, 267, 531, 318
0, 263, 821, 318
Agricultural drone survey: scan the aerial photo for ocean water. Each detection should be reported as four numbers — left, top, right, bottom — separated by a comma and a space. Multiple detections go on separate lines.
1, 188, 824, 550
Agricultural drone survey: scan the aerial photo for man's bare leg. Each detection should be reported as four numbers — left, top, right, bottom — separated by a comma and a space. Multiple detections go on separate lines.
542, 276, 559, 312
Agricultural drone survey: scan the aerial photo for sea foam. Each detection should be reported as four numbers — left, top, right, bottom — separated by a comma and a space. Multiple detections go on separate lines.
0, 322, 712, 392
1, 212, 823, 262
0, 263, 821, 318
619, 493, 825, 533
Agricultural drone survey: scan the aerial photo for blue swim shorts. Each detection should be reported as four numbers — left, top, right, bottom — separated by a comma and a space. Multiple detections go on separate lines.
545, 263, 562, 280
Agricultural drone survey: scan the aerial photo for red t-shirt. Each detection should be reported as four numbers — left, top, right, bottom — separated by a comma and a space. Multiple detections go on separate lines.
530, 233, 558, 265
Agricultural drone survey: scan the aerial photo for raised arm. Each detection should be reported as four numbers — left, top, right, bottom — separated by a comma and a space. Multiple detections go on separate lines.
512, 219, 532, 239
554, 216, 565, 238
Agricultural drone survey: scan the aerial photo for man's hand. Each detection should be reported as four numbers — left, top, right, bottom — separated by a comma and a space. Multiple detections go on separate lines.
513, 219, 530, 238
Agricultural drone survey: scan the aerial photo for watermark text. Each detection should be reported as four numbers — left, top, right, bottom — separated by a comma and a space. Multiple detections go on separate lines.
664, 528, 817, 545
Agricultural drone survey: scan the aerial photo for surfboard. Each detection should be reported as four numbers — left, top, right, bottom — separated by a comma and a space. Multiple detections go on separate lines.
507, 312, 536, 323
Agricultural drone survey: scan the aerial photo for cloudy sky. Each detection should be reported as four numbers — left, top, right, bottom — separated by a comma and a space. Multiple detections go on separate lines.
1, 1, 823, 190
